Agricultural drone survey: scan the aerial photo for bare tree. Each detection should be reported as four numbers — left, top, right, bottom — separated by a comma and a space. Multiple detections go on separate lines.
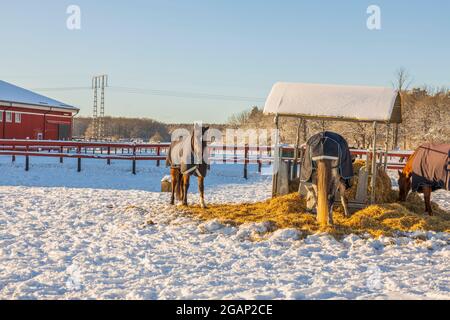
393, 67, 412, 92
392, 67, 413, 149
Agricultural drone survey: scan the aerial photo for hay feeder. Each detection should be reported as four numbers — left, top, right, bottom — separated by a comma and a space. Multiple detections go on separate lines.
263, 82, 403, 222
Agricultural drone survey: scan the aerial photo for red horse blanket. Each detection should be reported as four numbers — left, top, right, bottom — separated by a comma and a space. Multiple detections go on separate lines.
411, 143, 450, 192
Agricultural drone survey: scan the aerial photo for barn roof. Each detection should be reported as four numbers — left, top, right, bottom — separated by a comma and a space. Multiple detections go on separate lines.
263, 82, 402, 123
0, 80, 79, 113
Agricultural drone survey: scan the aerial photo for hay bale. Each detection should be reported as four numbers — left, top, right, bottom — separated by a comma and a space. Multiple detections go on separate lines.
161, 175, 172, 193
345, 160, 395, 204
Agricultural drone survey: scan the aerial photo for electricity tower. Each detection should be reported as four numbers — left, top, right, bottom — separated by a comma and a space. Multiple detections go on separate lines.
92, 75, 108, 140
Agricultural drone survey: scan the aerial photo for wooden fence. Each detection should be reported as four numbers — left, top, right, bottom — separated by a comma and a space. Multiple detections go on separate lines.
0, 139, 413, 177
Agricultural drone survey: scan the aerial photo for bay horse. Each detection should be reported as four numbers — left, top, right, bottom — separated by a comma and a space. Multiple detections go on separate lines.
166, 125, 210, 208
300, 131, 354, 226
398, 143, 450, 216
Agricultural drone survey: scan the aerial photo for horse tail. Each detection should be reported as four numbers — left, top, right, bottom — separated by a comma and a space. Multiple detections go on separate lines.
316, 159, 332, 226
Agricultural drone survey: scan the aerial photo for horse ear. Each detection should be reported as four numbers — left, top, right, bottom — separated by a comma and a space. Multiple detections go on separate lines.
398, 170, 403, 177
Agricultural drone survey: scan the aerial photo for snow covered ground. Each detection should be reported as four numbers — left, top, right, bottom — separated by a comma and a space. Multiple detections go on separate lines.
0, 156, 449, 300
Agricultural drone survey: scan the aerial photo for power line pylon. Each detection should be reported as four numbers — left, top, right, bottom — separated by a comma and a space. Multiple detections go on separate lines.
92, 75, 108, 140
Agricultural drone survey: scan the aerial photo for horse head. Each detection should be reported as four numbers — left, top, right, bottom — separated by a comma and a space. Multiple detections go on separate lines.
397, 170, 411, 202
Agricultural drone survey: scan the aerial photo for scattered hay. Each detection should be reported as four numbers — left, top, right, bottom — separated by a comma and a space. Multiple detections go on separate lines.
184, 161, 449, 239
185, 192, 450, 239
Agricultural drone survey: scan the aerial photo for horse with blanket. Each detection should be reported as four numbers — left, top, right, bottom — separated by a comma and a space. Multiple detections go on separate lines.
166, 124, 210, 208
300, 131, 354, 226
398, 143, 450, 216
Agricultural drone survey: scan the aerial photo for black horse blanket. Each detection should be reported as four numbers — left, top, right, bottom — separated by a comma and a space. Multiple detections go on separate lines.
300, 131, 354, 188
411, 143, 450, 192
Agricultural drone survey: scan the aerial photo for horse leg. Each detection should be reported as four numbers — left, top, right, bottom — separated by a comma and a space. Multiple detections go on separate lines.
170, 168, 177, 205
182, 174, 190, 206
176, 171, 183, 204
198, 176, 207, 208
305, 184, 317, 213
339, 182, 350, 217
327, 176, 339, 226
328, 193, 335, 225
423, 186, 433, 216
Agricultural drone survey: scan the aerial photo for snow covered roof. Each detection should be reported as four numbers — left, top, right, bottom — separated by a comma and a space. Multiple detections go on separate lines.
0, 80, 79, 113
263, 82, 402, 123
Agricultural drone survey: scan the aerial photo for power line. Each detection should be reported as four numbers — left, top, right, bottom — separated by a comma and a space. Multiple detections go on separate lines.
32, 86, 90, 91
112, 86, 266, 102
32, 86, 266, 103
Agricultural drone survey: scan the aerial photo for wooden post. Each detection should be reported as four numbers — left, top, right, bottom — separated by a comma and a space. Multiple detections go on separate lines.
12, 145, 15, 163
243, 144, 249, 179
371, 122, 377, 204
25, 146, 29, 171
384, 123, 390, 170
77, 147, 81, 172
222, 144, 226, 164
316, 159, 330, 226
107, 147, 111, 165
272, 115, 280, 197
393, 123, 399, 150
292, 118, 302, 179
156, 146, 161, 167
132, 146, 136, 175
60, 146, 64, 164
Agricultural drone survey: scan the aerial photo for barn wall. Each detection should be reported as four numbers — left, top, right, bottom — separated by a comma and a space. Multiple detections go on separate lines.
0, 105, 73, 140
0, 110, 3, 139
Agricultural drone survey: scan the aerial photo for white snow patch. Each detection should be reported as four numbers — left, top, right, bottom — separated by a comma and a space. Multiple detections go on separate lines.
269, 229, 302, 241
0, 156, 449, 299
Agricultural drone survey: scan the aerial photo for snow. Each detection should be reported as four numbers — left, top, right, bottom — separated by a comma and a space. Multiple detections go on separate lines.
263, 82, 401, 123
0, 156, 449, 300
0, 80, 77, 111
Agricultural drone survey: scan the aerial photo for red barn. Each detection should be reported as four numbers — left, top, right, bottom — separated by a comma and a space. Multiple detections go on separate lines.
0, 80, 79, 140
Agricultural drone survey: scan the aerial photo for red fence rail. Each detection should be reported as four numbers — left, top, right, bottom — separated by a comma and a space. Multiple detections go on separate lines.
0, 139, 414, 176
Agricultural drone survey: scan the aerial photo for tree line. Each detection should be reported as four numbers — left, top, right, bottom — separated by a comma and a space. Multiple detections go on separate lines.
74, 69, 449, 149
73, 117, 227, 143
73, 117, 171, 142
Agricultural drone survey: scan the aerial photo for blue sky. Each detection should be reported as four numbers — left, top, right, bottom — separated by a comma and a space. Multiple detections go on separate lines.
1, 0, 449, 123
